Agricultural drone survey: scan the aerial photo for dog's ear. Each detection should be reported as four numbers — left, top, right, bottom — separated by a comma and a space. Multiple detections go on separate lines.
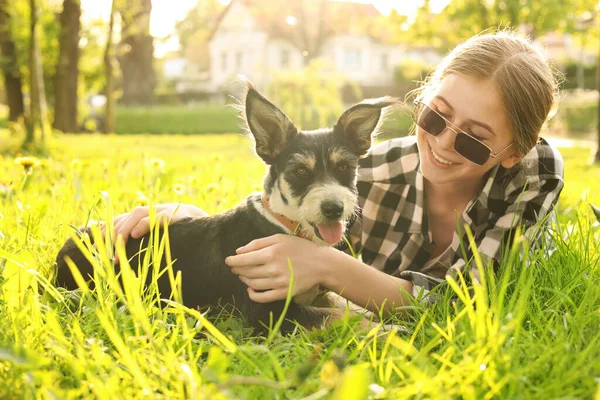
335, 97, 398, 156
244, 87, 297, 164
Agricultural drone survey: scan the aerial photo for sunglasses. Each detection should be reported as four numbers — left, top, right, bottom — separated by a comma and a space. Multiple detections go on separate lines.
414, 101, 514, 166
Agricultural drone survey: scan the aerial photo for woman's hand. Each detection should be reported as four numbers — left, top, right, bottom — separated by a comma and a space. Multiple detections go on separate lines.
225, 234, 331, 303
105, 204, 208, 262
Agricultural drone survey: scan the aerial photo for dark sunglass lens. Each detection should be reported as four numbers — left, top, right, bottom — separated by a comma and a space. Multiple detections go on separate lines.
454, 133, 490, 165
417, 106, 446, 136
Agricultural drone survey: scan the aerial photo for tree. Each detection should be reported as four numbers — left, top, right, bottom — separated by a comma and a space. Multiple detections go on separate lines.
279, 0, 330, 62
9, 0, 60, 111
0, 0, 25, 122
53, 0, 81, 133
104, 0, 117, 133
26, 0, 49, 144
175, 0, 224, 54
247, 0, 378, 63
403, 0, 598, 51
175, 0, 224, 73
117, 0, 155, 105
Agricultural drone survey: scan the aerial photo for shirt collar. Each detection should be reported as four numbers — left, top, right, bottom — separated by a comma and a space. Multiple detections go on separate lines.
393, 158, 502, 238
471, 163, 501, 212
392, 156, 429, 237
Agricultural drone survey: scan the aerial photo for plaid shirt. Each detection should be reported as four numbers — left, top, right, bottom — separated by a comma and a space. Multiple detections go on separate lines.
348, 136, 564, 302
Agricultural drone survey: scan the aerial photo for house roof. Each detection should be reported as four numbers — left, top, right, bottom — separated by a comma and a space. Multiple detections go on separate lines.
208, 0, 383, 42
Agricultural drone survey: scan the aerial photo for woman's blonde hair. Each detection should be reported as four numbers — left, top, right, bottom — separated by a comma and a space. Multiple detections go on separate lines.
412, 30, 561, 157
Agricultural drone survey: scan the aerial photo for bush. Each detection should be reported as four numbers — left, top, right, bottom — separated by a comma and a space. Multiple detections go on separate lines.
394, 58, 435, 86
561, 61, 597, 90
114, 105, 240, 134
547, 90, 598, 137
266, 59, 348, 130
379, 107, 414, 139
560, 101, 597, 134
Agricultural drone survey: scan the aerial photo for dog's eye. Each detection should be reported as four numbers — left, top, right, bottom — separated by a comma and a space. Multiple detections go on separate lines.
336, 164, 348, 173
296, 167, 308, 176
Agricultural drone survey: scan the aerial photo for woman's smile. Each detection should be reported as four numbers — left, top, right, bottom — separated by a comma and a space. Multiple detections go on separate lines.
430, 145, 457, 166
425, 139, 460, 169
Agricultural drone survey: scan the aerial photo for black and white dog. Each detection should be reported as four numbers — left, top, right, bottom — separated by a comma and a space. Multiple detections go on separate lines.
55, 83, 396, 332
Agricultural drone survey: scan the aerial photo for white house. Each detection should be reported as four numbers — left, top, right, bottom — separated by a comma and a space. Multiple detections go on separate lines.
197, 0, 441, 97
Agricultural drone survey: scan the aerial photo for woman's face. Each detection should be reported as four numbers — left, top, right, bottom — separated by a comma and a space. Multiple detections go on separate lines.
416, 73, 521, 190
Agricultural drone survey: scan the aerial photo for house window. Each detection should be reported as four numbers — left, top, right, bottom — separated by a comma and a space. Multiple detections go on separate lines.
236, 52, 243, 70
343, 48, 362, 69
381, 53, 389, 71
221, 52, 228, 71
281, 49, 290, 68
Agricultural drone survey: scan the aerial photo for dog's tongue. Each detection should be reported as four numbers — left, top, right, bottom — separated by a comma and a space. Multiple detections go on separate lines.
317, 222, 344, 245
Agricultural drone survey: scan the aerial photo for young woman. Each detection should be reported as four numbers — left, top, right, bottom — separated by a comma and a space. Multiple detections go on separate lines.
110, 31, 564, 314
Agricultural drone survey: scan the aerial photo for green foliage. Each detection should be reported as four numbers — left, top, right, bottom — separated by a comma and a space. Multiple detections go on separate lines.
79, 18, 112, 97
395, 0, 599, 50
266, 59, 349, 131
5, 0, 108, 124
10, 0, 61, 103
393, 58, 435, 85
0, 132, 599, 398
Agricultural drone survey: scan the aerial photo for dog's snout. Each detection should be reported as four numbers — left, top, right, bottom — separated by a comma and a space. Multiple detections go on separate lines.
321, 200, 344, 220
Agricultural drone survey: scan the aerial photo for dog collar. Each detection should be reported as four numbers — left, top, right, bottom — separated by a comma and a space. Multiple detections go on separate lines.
260, 194, 306, 238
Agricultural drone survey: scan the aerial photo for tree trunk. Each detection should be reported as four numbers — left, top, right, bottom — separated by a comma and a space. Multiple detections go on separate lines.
54, 0, 81, 133
0, 0, 25, 122
117, 0, 155, 106
26, 0, 49, 144
104, 0, 116, 133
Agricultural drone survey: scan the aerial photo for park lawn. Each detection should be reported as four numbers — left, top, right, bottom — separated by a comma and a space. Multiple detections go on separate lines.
0, 131, 599, 399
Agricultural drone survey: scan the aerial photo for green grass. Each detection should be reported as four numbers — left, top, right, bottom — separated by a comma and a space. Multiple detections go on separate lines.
0, 132, 599, 398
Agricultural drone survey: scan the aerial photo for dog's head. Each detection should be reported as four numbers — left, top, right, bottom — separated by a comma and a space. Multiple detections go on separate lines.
240, 83, 397, 245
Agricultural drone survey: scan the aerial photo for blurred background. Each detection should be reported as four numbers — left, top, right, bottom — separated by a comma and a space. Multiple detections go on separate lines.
0, 0, 598, 157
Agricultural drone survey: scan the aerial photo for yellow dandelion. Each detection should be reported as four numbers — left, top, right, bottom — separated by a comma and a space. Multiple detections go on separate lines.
188, 176, 201, 186
149, 158, 165, 169
319, 360, 340, 388
70, 159, 82, 170
173, 183, 185, 195
206, 183, 220, 193
212, 153, 223, 162
136, 191, 149, 206
15, 156, 41, 170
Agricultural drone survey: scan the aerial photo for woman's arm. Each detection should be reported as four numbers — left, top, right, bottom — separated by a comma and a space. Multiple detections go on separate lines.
226, 234, 414, 315
111, 204, 208, 244
321, 245, 414, 315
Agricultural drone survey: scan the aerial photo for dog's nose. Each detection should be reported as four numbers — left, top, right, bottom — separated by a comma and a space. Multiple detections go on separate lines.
321, 200, 344, 220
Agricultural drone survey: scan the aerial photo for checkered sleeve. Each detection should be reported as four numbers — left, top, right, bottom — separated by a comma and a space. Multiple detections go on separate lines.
447, 140, 565, 290
345, 138, 419, 261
